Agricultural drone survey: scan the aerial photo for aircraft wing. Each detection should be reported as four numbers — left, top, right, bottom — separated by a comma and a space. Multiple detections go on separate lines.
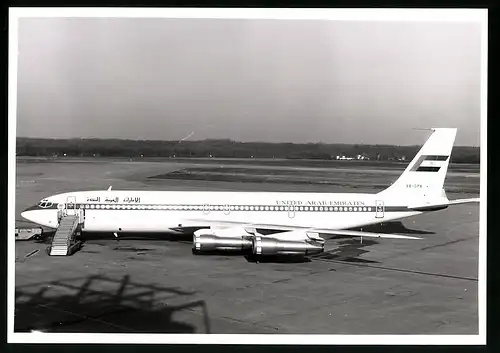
310, 228, 422, 240
184, 219, 422, 240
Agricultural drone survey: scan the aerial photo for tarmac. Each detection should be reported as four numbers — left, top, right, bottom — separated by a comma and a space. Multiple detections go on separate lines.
14, 157, 480, 334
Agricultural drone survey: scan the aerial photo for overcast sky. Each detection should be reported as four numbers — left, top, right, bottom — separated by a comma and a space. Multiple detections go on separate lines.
16, 17, 482, 146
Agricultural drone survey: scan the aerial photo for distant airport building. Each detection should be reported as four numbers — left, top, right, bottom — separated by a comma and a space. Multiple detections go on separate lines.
336, 155, 354, 160
335, 154, 370, 161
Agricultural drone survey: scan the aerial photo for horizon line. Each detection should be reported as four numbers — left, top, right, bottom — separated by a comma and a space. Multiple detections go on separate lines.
15, 136, 480, 148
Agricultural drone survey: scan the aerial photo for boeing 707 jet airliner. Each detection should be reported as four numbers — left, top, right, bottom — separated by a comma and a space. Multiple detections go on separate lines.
21, 128, 479, 258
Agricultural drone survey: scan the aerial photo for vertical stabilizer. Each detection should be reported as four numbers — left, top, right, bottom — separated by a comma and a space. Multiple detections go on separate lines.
377, 128, 457, 202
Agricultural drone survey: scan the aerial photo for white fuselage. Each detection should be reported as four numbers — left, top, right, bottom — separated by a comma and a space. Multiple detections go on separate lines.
22, 190, 421, 233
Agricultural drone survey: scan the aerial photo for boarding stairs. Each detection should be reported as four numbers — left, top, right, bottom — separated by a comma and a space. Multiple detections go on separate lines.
48, 213, 83, 256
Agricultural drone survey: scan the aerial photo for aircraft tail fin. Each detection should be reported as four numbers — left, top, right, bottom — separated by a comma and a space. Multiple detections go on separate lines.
377, 128, 457, 202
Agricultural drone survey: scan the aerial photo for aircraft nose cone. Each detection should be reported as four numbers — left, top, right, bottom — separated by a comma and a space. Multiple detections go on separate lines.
21, 209, 45, 225
21, 210, 34, 222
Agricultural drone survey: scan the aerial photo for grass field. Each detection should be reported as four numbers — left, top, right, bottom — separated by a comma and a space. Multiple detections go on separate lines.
147, 163, 480, 195
16, 156, 480, 195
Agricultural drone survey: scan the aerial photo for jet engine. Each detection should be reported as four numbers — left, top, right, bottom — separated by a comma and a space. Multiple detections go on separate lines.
252, 236, 324, 256
193, 229, 253, 252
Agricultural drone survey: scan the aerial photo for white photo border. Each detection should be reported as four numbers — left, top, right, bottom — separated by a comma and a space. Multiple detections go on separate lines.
8, 7, 488, 345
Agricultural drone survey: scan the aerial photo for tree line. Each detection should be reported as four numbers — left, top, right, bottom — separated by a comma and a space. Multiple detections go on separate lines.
16, 137, 480, 164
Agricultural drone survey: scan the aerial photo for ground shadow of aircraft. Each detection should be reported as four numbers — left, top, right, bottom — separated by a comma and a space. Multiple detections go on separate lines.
190, 247, 312, 263
15, 274, 211, 333
35, 221, 433, 245
312, 238, 380, 264
313, 221, 434, 264
350, 221, 435, 235
32, 221, 432, 265
244, 254, 312, 264
34, 231, 195, 244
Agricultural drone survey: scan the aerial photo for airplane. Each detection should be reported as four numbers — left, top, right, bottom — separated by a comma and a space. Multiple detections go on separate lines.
20, 128, 479, 258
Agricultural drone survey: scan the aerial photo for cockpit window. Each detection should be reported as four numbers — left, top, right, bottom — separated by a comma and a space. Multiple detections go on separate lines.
38, 201, 53, 208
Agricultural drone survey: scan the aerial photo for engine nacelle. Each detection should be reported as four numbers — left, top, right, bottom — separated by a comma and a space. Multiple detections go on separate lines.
193, 231, 253, 252
252, 236, 324, 256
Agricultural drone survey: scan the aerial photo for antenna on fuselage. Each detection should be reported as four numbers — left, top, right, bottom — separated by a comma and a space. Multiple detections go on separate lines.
107, 185, 112, 191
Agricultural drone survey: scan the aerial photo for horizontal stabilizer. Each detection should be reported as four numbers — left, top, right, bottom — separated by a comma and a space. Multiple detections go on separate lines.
447, 197, 480, 205
407, 197, 480, 211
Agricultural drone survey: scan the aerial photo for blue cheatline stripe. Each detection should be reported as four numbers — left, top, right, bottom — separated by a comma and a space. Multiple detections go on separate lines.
424, 155, 449, 161
416, 166, 441, 172
410, 155, 448, 172
27, 203, 412, 213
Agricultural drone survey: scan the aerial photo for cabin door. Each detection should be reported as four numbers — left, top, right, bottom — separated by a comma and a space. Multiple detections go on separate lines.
375, 200, 385, 219
66, 196, 77, 216
288, 205, 296, 219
